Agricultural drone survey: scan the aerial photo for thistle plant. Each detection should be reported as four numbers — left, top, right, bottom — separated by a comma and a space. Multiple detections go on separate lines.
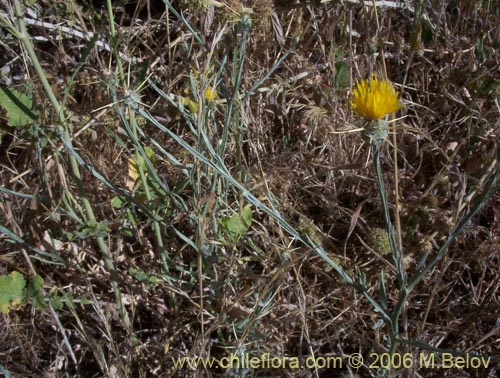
351, 75, 406, 358
351, 75, 500, 365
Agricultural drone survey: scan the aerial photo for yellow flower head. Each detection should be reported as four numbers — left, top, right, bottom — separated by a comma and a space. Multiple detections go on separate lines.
205, 87, 218, 102
351, 75, 402, 120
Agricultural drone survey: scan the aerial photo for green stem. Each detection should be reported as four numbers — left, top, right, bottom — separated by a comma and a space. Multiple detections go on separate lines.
105, 0, 125, 84
130, 110, 171, 272
371, 139, 407, 361
371, 142, 405, 286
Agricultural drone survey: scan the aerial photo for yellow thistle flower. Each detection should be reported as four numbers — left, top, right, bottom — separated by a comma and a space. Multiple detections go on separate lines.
351, 76, 402, 120
205, 87, 218, 102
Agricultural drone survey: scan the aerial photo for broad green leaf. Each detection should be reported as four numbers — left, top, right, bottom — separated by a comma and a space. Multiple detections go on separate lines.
219, 204, 252, 243
111, 196, 125, 208
26, 275, 46, 311
0, 87, 38, 127
334, 61, 350, 89
0, 271, 26, 314
50, 295, 64, 310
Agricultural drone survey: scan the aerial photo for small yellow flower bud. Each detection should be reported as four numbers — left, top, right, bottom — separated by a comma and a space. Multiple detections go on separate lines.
205, 87, 218, 102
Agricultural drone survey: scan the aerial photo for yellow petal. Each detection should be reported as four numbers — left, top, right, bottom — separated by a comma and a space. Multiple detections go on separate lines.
205, 87, 218, 102
351, 75, 402, 120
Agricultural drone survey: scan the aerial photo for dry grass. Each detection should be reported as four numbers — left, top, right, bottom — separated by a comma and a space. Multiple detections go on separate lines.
0, 0, 499, 377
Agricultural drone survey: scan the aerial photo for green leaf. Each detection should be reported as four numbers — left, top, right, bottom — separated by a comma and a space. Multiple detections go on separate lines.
0, 271, 26, 314
78, 296, 92, 305
129, 267, 160, 288
111, 196, 125, 208
50, 295, 64, 310
64, 293, 76, 310
180, 96, 199, 113
334, 61, 350, 89
26, 275, 44, 294
0, 87, 38, 127
26, 275, 46, 311
219, 204, 252, 243
75, 221, 110, 239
